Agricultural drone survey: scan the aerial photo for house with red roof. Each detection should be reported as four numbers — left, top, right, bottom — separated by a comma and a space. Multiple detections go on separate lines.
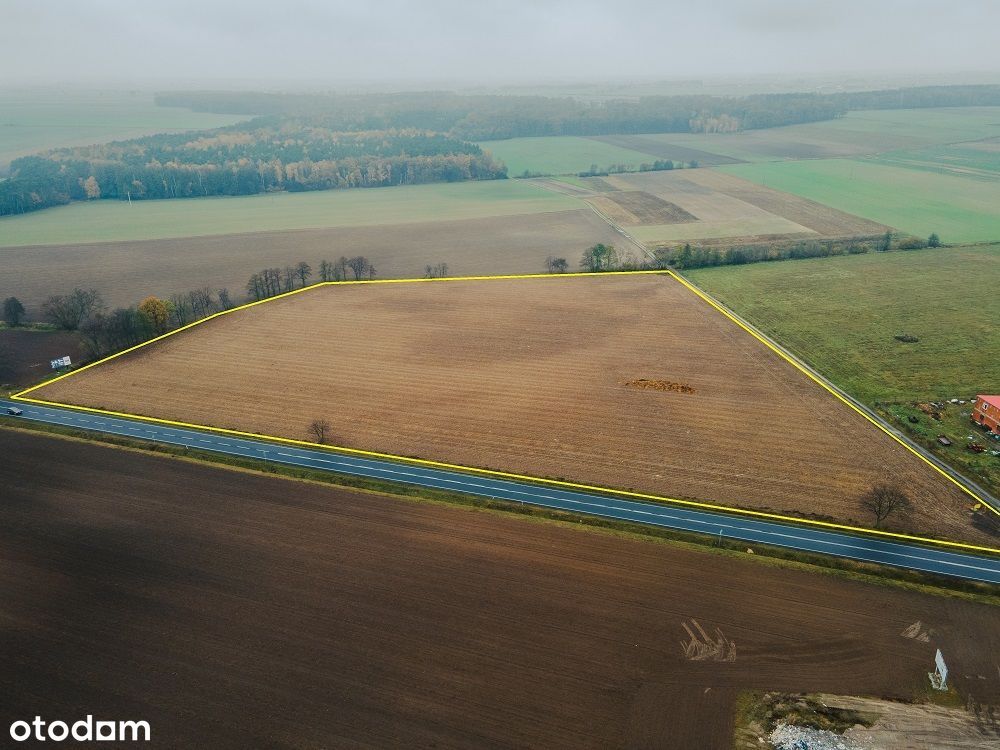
972, 395, 1000, 434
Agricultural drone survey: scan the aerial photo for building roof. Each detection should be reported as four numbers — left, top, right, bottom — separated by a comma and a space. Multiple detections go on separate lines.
978, 395, 1000, 409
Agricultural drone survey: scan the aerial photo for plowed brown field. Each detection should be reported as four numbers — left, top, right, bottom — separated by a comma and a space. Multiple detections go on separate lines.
30, 274, 987, 545
1, 208, 620, 309
2, 431, 997, 748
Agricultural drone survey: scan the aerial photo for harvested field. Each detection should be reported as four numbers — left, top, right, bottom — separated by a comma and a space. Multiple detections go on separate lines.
600, 170, 886, 245
2, 430, 998, 749
0, 329, 85, 389
588, 134, 744, 166
598, 171, 815, 244
31, 274, 988, 545
0, 209, 621, 310
671, 169, 889, 237
587, 190, 697, 225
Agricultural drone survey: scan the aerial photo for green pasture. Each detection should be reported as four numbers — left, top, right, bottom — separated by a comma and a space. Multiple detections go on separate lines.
0, 89, 246, 169
0, 179, 581, 246
718, 159, 1000, 243
687, 245, 1000, 404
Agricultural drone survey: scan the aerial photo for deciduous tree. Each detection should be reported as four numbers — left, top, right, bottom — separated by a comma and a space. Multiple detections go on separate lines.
308, 419, 332, 444
860, 483, 912, 528
3, 297, 26, 326
137, 296, 171, 334
43, 288, 105, 331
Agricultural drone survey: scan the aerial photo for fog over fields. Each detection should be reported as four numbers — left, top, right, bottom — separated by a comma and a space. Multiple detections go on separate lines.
4, 1, 999, 86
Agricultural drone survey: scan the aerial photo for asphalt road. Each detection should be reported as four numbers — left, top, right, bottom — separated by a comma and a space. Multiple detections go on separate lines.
4, 399, 1000, 585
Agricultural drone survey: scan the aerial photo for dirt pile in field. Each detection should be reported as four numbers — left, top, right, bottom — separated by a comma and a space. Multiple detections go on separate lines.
625, 378, 696, 394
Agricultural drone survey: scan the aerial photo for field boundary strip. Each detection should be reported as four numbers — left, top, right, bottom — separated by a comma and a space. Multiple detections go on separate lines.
12, 270, 1000, 556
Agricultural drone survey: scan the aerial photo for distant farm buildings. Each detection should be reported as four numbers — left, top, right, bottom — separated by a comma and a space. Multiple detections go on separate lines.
972, 395, 1000, 434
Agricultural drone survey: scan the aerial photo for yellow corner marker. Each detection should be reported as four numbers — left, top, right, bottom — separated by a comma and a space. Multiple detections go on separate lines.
12, 270, 999, 554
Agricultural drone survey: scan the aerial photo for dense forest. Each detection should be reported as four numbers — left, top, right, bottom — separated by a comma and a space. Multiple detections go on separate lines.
155, 85, 1000, 139
155, 90, 847, 139
0, 125, 505, 216
6, 85, 1000, 217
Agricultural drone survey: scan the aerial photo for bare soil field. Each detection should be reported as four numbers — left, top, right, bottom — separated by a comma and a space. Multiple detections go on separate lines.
1, 430, 997, 749
31, 274, 988, 545
588, 190, 698, 225
0, 209, 621, 310
0, 329, 85, 389
597, 170, 887, 245
672, 169, 889, 237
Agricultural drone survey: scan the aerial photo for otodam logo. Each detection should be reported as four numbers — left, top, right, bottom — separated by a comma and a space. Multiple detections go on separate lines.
9, 716, 150, 743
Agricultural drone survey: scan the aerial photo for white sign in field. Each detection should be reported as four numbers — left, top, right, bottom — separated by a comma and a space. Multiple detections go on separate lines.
50, 356, 72, 370
929, 648, 949, 691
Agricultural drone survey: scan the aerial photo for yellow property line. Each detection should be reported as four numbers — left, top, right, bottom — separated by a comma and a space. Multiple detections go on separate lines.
13, 269, 1000, 556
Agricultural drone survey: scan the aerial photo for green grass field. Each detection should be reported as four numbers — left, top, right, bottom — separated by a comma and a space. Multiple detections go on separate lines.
0, 179, 582, 247
0, 89, 246, 169
687, 246, 1000, 497
687, 246, 1000, 403
718, 159, 1000, 243
477, 136, 654, 176
634, 108, 1000, 163
872, 141, 1000, 178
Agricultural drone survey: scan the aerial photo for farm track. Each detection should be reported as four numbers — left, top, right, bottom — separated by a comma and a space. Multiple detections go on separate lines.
28, 273, 991, 546
1, 430, 998, 748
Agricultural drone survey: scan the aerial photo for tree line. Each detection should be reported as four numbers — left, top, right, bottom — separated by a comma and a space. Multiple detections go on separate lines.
0, 125, 506, 216
156, 85, 1000, 141
662, 232, 944, 270
156, 89, 847, 141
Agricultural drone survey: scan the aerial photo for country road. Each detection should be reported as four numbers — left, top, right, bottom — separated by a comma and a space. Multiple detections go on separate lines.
4, 399, 999, 584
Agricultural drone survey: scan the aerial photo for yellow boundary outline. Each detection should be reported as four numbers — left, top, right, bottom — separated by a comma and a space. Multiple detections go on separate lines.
12, 269, 1000, 556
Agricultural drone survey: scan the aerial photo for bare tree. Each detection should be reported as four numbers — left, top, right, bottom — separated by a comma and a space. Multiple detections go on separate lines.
217, 288, 233, 310
545, 256, 569, 274
347, 256, 370, 280
335, 256, 349, 281
169, 293, 192, 326
308, 419, 332, 444
43, 288, 105, 330
188, 287, 215, 319
423, 262, 449, 279
860, 483, 912, 528
296, 261, 312, 287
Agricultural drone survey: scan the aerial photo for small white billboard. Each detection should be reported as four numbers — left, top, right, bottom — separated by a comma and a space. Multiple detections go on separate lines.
50, 356, 72, 370
929, 648, 948, 691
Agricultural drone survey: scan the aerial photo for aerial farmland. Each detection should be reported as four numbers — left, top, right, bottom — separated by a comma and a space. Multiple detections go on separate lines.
4, 6, 1000, 747
29, 273, 986, 545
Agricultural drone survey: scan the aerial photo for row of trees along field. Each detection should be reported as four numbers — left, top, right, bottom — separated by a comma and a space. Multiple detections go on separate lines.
157, 90, 848, 139
156, 85, 1000, 138
664, 232, 944, 270
0, 126, 505, 216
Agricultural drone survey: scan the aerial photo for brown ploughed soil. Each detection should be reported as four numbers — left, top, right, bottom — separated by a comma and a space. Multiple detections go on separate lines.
0, 208, 620, 309
588, 190, 698, 225
0, 328, 86, 388
30, 273, 988, 545
1, 430, 997, 748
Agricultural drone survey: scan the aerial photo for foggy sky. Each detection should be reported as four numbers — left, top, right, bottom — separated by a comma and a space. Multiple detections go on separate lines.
3, 0, 998, 88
